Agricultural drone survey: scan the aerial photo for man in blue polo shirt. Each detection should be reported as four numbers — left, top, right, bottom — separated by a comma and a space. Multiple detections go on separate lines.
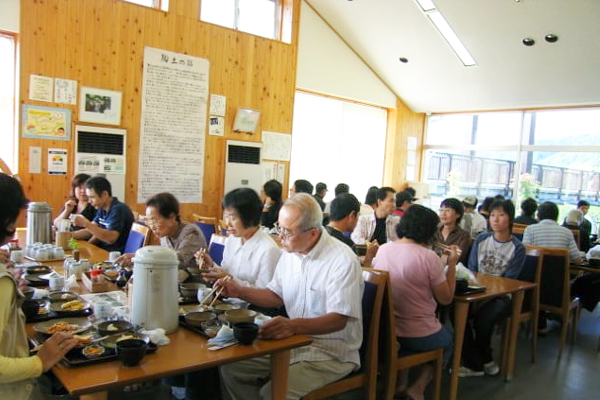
71, 176, 134, 252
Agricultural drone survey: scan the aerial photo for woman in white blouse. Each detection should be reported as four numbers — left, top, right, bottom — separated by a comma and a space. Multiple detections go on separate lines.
197, 188, 281, 288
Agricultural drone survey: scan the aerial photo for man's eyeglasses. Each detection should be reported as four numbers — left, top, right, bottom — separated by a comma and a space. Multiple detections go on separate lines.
274, 222, 314, 240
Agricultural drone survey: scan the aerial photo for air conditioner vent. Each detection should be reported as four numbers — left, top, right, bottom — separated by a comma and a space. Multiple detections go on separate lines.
78, 131, 124, 155
228, 145, 260, 165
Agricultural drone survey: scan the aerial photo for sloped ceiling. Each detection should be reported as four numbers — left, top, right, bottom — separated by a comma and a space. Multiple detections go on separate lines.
306, 0, 600, 113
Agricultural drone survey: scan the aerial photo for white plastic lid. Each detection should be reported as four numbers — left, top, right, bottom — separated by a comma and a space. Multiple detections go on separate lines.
132, 246, 178, 265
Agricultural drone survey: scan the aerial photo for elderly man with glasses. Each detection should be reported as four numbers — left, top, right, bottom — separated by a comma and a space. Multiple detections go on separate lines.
216, 193, 364, 400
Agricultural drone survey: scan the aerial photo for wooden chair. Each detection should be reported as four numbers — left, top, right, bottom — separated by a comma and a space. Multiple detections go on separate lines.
192, 214, 218, 244
381, 276, 443, 400
123, 222, 152, 254
571, 229, 581, 250
303, 268, 387, 400
500, 245, 544, 372
538, 247, 581, 358
512, 224, 527, 241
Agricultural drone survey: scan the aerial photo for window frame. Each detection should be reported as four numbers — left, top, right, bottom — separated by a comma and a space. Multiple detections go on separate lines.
0, 30, 18, 173
422, 107, 600, 200
200, 0, 290, 43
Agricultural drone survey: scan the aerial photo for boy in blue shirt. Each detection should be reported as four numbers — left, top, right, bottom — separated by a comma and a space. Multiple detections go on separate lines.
72, 176, 134, 252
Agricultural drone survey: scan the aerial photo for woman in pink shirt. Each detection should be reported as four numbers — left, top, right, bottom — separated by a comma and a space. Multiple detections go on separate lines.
374, 204, 458, 400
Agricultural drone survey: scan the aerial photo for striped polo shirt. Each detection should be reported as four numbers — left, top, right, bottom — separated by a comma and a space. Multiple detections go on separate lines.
522, 219, 583, 262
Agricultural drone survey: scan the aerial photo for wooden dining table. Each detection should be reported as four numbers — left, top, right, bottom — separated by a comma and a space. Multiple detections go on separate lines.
449, 273, 536, 400
19, 230, 312, 400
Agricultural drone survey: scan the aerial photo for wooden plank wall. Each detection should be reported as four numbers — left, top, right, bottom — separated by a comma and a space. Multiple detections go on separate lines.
18, 0, 301, 221
383, 98, 426, 188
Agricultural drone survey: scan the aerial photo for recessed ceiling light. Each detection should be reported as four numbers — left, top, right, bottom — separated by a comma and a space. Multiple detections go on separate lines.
545, 34, 558, 43
399, 57, 409, 63
522, 38, 535, 46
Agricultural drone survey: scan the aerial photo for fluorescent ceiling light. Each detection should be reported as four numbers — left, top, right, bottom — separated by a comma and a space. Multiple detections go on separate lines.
427, 11, 477, 66
416, 0, 436, 12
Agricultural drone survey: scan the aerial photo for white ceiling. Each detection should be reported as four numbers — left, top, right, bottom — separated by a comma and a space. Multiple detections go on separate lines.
306, 0, 600, 113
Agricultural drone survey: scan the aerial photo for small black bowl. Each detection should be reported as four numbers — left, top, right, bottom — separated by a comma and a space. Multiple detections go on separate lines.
22, 300, 40, 319
454, 279, 469, 294
233, 322, 259, 345
97, 320, 133, 336
589, 258, 600, 267
22, 287, 35, 300
116, 339, 147, 366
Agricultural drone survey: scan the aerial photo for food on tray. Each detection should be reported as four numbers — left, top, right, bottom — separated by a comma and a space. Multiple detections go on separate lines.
46, 321, 80, 334
73, 333, 93, 344
61, 293, 75, 300
82, 344, 104, 357
106, 323, 119, 331
37, 305, 49, 314
60, 300, 85, 311
116, 334, 135, 342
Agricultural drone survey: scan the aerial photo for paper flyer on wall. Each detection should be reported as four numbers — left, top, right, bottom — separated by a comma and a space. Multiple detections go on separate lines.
262, 131, 292, 161
102, 155, 125, 174
29, 75, 53, 102
54, 78, 78, 104
47, 148, 68, 175
76, 154, 101, 174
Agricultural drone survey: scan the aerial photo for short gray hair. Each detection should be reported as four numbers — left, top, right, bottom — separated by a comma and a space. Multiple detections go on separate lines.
566, 209, 583, 225
283, 193, 323, 231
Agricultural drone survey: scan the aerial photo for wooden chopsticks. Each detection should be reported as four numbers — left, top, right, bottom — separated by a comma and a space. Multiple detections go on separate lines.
434, 242, 462, 256
30, 335, 109, 353
199, 275, 232, 307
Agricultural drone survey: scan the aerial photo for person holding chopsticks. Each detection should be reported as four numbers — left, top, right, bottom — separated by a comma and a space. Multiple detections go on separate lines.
373, 204, 458, 400
0, 173, 78, 399
52, 173, 96, 231
462, 199, 525, 378
216, 193, 363, 400
434, 198, 472, 265
196, 188, 281, 289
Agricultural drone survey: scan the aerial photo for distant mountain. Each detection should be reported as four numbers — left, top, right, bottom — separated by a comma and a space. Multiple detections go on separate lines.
532, 133, 600, 171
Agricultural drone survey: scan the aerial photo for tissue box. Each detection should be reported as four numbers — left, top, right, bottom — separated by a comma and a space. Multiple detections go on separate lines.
81, 272, 110, 293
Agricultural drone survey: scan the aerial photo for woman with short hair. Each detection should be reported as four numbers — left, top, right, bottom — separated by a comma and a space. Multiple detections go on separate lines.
434, 198, 472, 264
115, 192, 206, 282
374, 205, 457, 400
0, 173, 78, 398
198, 188, 281, 288
53, 173, 95, 230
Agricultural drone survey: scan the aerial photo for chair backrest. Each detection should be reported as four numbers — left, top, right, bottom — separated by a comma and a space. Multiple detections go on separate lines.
208, 234, 226, 266
358, 268, 387, 374
191, 214, 216, 243
512, 224, 526, 241
571, 229, 581, 250
538, 247, 570, 310
519, 245, 544, 311
123, 222, 151, 254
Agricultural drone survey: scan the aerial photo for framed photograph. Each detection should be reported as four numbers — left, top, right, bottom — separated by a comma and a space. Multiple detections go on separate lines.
233, 108, 260, 133
79, 86, 122, 126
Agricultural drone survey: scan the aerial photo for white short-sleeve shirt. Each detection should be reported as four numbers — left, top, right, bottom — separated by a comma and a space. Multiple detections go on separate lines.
221, 228, 281, 288
267, 229, 364, 367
